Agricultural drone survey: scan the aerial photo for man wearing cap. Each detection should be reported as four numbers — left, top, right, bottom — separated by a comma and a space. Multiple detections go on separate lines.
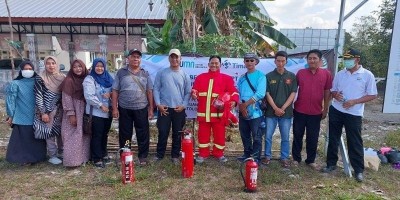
262, 51, 297, 168
191, 55, 239, 163
292, 49, 332, 170
112, 49, 154, 165
153, 49, 191, 164
237, 53, 266, 163
322, 48, 377, 182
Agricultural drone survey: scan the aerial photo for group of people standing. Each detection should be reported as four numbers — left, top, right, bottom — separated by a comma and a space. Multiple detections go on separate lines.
6, 56, 114, 168
5, 47, 377, 182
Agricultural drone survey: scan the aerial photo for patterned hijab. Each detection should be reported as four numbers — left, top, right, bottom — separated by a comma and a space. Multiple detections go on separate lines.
89, 58, 114, 88
59, 59, 88, 100
40, 56, 65, 93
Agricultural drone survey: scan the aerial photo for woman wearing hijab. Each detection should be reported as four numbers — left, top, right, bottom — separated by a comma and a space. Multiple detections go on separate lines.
6, 61, 47, 165
34, 56, 66, 165
59, 59, 90, 167
83, 58, 114, 168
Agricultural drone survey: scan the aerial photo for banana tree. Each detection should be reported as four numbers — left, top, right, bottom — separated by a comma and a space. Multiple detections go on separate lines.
145, 0, 296, 55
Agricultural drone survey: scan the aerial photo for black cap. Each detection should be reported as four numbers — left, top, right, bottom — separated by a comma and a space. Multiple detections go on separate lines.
339, 48, 361, 58
128, 49, 142, 56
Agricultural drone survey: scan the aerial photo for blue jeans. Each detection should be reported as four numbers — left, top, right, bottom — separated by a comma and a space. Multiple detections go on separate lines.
239, 116, 263, 161
264, 117, 292, 160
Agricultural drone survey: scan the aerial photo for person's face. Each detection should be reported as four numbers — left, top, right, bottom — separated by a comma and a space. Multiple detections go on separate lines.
94, 62, 105, 75
275, 56, 287, 69
208, 58, 221, 72
169, 54, 181, 68
244, 58, 257, 71
307, 53, 321, 69
72, 61, 84, 76
23, 64, 33, 71
45, 58, 57, 74
128, 53, 141, 67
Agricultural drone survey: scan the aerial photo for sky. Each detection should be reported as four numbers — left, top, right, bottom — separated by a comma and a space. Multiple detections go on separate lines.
262, 0, 384, 33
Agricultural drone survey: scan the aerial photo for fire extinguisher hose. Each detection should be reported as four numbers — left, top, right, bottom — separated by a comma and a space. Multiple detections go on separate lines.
239, 160, 246, 186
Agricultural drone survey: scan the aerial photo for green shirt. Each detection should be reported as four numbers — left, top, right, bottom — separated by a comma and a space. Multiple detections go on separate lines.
265, 68, 297, 118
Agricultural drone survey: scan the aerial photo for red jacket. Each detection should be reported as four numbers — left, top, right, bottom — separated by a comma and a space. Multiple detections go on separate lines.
192, 70, 239, 123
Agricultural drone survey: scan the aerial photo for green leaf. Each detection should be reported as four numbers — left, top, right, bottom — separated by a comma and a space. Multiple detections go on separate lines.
258, 26, 297, 49
203, 7, 221, 34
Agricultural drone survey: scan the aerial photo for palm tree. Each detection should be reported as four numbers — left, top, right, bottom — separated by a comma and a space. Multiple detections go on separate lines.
145, 0, 296, 56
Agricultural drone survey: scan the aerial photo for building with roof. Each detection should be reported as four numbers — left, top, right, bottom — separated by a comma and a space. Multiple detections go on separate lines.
0, 0, 168, 71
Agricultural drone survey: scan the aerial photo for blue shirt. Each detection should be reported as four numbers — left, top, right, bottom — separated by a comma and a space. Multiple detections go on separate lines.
153, 67, 191, 108
237, 70, 267, 119
83, 75, 112, 118
6, 78, 36, 125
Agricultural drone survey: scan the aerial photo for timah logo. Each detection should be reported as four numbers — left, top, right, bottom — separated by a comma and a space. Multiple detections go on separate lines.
222, 60, 232, 69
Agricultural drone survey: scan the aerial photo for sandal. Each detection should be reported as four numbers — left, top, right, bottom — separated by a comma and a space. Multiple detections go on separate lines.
261, 158, 270, 165
281, 160, 290, 168
139, 158, 148, 166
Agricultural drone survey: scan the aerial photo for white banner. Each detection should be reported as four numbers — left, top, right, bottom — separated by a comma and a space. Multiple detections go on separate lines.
140, 55, 312, 118
383, 0, 400, 113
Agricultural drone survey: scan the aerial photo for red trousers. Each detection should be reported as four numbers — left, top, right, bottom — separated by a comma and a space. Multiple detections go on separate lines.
198, 121, 226, 158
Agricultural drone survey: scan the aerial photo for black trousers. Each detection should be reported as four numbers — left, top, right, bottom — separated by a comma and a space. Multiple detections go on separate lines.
292, 109, 322, 164
118, 106, 149, 159
91, 116, 112, 162
156, 108, 186, 159
327, 106, 364, 173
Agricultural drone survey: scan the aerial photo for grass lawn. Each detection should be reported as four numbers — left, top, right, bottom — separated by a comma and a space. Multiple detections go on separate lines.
0, 99, 399, 199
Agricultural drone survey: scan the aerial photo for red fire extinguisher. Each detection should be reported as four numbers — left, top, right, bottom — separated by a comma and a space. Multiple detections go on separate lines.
181, 130, 194, 178
120, 140, 135, 184
240, 157, 258, 192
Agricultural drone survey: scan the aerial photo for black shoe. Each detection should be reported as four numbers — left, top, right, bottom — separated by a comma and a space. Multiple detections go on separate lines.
322, 165, 337, 173
355, 173, 364, 182
237, 155, 248, 162
94, 161, 105, 169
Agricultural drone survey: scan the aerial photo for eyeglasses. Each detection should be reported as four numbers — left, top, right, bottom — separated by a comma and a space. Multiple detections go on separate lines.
245, 59, 255, 62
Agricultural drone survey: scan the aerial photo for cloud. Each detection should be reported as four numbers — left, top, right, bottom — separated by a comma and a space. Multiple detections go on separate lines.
262, 0, 383, 31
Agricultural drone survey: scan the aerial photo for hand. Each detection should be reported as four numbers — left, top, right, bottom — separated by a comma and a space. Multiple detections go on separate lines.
112, 109, 119, 119
333, 91, 345, 102
239, 102, 248, 118
100, 105, 109, 113
342, 99, 357, 109
321, 109, 328, 120
6, 117, 12, 127
69, 115, 77, 126
230, 101, 236, 108
41, 114, 50, 123
157, 105, 169, 116
274, 108, 285, 117
102, 92, 111, 99
174, 106, 184, 113
191, 89, 198, 100
148, 109, 154, 119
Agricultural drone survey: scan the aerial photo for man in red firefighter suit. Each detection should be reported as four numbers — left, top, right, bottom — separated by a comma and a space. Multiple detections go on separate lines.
191, 55, 239, 163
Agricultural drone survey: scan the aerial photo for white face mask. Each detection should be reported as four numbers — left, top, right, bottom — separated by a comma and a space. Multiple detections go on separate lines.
21, 70, 34, 78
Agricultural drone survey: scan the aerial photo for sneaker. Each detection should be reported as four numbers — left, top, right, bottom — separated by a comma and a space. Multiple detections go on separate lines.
218, 156, 228, 163
261, 158, 271, 165
103, 156, 113, 165
307, 163, 321, 171
171, 158, 180, 165
322, 165, 337, 173
196, 156, 205, 164
94, 161, 105, 168
48, 157, 62, 165
355, 173, 364, 182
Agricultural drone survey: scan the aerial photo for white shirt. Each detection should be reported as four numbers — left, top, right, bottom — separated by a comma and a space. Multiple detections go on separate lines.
331, 66, 377, 116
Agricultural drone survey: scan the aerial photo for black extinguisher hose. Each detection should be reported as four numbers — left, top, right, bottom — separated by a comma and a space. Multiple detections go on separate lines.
240, 160, 246, 186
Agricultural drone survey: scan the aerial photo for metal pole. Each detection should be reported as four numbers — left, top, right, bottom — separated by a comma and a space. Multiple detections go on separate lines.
125, 0, 129, 53
333, 0, 346, 74
192, 15, 196, 53
344, 0, 369, 21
